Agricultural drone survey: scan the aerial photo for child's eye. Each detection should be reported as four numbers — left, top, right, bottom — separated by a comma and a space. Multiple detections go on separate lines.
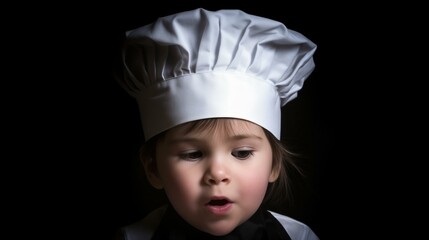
179, 151, 203, 161
231, 150, 254, 160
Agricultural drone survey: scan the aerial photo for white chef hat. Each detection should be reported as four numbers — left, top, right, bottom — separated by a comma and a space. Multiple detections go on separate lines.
120, 8, 316, 141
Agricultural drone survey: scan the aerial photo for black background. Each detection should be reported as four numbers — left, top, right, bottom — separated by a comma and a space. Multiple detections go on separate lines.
7, 1, 411, 239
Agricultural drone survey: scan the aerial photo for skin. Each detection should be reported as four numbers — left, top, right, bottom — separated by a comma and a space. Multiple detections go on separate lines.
145, 119, 279, 236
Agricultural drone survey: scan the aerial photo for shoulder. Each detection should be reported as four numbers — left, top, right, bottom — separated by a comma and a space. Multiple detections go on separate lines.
268, 211, 320, 240
121, 206, 167, 240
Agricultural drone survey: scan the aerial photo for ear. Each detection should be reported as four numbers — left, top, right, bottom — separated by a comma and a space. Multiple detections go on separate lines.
142, 157, 164, 189
268, 161, 281, 183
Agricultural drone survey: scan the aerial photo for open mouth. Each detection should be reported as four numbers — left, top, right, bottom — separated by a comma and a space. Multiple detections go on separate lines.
208, 199, 230, 206
206, 196, 232, 206
205, 197, 233, 214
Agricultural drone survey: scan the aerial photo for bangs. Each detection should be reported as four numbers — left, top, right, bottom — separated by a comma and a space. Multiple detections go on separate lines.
180, 118, 260, 137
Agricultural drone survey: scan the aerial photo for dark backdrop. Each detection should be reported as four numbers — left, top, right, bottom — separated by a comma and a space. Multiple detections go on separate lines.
82, 3, 336, 238
11, 1, 397, 239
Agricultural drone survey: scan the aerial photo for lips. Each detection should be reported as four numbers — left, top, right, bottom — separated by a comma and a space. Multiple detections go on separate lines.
205, 196, 233, 215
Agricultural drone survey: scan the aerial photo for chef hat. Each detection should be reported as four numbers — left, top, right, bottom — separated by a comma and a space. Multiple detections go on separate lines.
120, 8, 316, 141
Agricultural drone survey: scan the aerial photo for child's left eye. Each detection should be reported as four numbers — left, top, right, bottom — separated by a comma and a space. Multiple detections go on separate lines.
231, 150, 254, 160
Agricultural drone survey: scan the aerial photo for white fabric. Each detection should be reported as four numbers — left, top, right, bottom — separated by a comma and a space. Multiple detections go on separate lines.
269, 211, 320, 240
120, 8, 316, 140
122, 206, 319, 240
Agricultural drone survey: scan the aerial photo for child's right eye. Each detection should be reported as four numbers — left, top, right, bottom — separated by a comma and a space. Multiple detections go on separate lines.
179, 151, 203, 160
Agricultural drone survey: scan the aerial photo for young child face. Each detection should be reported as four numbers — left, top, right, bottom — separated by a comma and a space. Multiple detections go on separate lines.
150, 119, 278, 236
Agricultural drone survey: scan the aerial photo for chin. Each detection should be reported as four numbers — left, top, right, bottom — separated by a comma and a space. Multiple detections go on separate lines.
201, 224, 237, 237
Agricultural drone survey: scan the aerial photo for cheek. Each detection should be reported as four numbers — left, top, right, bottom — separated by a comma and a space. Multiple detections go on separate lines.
158, 161, 201, 202
238, 155, 273, 199
239, 170, 271, 198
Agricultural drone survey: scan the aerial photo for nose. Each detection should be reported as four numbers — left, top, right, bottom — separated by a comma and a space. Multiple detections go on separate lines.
203, 157, 230, 185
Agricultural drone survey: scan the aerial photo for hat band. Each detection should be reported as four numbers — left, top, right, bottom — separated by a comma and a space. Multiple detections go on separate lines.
136, 71, 281, 140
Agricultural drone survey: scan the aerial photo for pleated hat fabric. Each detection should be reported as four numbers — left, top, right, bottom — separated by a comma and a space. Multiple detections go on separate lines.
120, 8, 317, 140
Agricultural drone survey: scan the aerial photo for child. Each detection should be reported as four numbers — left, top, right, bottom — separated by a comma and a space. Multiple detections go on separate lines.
116, 8, 319, 240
